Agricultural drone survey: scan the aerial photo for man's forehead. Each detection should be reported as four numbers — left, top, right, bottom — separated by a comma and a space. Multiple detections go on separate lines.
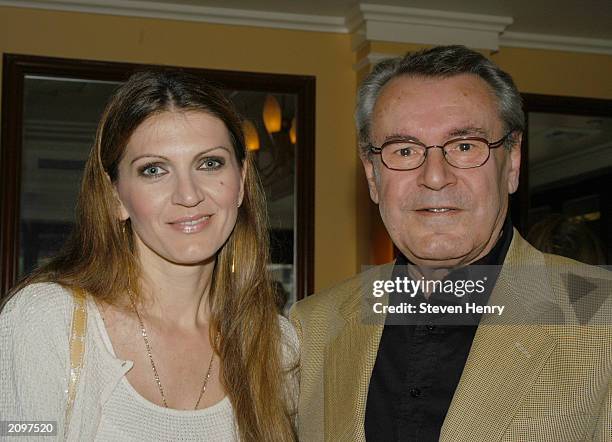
376, 73, 496, 106
371, 74, 501, 139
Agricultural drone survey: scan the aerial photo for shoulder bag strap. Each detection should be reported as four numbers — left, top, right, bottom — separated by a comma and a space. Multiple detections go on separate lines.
64, 287, 87, 440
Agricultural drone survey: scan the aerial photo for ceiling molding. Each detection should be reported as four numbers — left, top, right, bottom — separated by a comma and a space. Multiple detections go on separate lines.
2, 1, 611, 55
531, 140, 612, 171
500, 32, 612, 55
353, 52, 395, 72
24, 119, 97, 143
347, 3, 513, 51
0, 0, 348, 33
530, 141, 612, 188
346, 4, 513, 33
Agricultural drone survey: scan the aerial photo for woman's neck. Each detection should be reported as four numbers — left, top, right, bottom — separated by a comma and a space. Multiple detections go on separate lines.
134, 248, 215, 330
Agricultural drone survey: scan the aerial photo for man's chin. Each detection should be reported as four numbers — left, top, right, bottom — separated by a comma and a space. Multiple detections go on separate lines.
398, 241, 474, 269
408, 255, 470, 269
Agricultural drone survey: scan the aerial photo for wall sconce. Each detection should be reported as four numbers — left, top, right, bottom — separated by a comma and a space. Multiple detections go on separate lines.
242, 119, 260, 151
289, 117, 297, 144
263, 94, 282, 133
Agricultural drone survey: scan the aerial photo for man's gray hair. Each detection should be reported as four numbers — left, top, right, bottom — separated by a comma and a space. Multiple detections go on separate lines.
355, 45, 525, 154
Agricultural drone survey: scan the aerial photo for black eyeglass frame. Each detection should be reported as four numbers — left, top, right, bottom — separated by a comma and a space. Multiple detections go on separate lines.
368, 131, 513, 170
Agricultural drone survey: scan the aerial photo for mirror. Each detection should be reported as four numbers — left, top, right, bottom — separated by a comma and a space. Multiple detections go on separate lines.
1, 54, 315, 308
519, 94, 612, 265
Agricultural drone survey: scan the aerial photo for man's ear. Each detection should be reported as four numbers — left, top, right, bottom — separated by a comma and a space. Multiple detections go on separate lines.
360, 153, 380, 204
507, 132, 522, 195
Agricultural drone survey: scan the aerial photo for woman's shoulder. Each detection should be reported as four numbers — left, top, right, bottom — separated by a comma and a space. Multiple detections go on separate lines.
1, 282, 75, 331
277, 315, 299, 415
278, 314, 297, 342
277, 314, 299, 364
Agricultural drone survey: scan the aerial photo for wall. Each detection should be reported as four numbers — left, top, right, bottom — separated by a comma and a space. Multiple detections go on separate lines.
492, 47, 612, 98
367, 41, 612, 98
1, 5, 611, 291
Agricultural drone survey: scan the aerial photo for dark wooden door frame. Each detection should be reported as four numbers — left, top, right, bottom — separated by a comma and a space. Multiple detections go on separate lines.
512, 93, 612, 234
1, 54, 315, 300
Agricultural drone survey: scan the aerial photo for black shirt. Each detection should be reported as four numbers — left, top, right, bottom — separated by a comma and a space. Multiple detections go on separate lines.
364, 218, 513, 442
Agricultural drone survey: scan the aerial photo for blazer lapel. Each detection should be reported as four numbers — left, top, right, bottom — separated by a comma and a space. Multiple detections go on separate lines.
441, 233, 559, 441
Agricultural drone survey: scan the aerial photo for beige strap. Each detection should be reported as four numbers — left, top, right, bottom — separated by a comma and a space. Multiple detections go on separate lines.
65, 287, 87, 440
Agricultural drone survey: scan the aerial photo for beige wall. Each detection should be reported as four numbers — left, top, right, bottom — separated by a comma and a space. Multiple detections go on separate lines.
1, 6, 611, 291
368, 41, 612, 98
493, 47, 612, 98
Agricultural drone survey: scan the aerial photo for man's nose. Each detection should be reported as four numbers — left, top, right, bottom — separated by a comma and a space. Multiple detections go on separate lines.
172, 172, 205, 207
417, 147, 457, 190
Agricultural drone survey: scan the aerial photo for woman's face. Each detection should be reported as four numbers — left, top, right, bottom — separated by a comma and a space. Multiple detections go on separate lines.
115, 110, 244, 267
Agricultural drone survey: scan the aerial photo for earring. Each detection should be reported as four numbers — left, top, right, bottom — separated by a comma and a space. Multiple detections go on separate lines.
230, 237, 236, 274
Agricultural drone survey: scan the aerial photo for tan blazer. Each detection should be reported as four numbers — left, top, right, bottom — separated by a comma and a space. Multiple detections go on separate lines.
290, 231, 612, 441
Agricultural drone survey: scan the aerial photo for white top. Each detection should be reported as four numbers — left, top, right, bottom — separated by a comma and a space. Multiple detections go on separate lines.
0, 283, 299, 441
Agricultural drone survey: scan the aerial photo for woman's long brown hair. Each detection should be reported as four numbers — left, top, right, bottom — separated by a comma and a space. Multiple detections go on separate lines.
4, 70, 296, 441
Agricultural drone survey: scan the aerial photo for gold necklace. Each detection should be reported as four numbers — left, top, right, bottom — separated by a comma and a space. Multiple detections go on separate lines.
128, 291, 217, 410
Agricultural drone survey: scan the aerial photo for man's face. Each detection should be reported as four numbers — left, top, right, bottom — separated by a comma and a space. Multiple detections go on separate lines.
362, 74, 521, 268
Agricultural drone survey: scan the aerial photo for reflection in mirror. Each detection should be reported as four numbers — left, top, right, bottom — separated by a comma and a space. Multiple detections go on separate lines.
526, 112, 612, 265
20, 76, 120, 276
19, 76, 299, 308
230, 91, 297, 311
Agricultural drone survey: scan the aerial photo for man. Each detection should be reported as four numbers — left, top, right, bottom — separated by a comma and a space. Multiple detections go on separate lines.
290, 46, 611, 441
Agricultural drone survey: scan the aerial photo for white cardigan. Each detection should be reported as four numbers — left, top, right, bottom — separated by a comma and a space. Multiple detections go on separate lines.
0, 283, 299, 441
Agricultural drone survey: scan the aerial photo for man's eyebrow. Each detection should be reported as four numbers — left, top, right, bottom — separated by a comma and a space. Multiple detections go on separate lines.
447, 126, 488, 138
381, 127, 489, 144
382, 132, 422, 143
129, 146, 231, 165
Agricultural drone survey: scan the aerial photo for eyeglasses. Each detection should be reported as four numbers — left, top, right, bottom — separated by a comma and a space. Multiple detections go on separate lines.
368, 132, 512, 170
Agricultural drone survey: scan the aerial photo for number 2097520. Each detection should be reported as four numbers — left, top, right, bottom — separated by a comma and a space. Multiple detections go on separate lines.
0, 421, 57, 437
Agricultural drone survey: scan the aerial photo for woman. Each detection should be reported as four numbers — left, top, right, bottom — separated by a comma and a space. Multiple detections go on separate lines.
0, 70, 298, 441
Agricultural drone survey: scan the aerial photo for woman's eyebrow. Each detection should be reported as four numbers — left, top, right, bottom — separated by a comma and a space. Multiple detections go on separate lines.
194, 146, 231, 156
130, 146, 231, 165
130, 154, 169, 165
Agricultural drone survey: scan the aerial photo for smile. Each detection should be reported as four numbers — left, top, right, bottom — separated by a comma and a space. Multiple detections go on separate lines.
180, 216, 210, 226
416, 207, 460, 216
169, 215, 212, 234
426, 208, 452, 213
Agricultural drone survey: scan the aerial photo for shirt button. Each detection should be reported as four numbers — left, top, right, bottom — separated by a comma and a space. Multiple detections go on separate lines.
426, 325, 435, 331
409, 387, 421, 398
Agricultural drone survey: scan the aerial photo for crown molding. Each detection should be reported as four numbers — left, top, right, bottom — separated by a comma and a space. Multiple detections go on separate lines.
346, 3, 513, 33
353, 52, 395, 72
347, 3, 513, 51
0, 0, 347, 33
530, 141, 612, 188
500, 32, 612, 55
2, 1, 611, 55
24, 119, 97, 143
